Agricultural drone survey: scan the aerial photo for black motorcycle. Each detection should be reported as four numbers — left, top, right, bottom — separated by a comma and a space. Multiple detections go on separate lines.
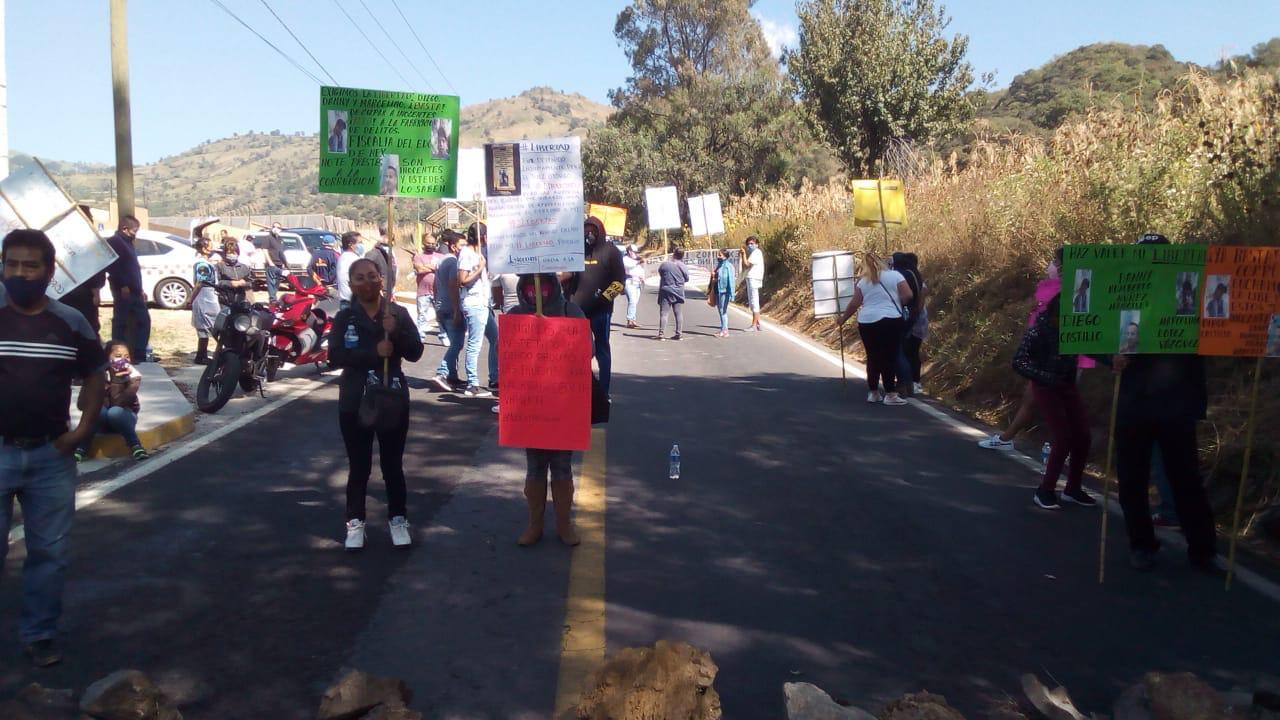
196, 300, 276, 413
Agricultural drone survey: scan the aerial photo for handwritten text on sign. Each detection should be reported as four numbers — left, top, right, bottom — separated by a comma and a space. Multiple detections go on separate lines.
498, 314, 592, 451
1199, 246, 1280, 357
485, 137, 586, 275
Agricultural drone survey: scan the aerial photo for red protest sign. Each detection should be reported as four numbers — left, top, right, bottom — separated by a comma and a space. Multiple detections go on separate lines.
497, 314, 592, 451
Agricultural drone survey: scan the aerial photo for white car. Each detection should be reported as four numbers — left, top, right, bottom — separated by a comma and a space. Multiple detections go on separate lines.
98, 230, 199, 310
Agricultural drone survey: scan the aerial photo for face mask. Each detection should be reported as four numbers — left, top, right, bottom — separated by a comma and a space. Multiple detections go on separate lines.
356, 244, 366, 255
224, 254, 239, 265
110, 357, 131, 373
1047, 262, 1060, 280
2, 275, 51, 308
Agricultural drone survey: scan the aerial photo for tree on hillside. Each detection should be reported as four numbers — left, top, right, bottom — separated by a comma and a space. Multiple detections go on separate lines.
788, 0, 973, 176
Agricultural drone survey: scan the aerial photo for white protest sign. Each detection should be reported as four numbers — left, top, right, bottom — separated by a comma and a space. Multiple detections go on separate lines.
0, 159, 117, 299
484, 136, 585, 274
445, 147, 485, 201
644, 185, 681, 231
811, 250, 856, 317
687, 192, 724, 237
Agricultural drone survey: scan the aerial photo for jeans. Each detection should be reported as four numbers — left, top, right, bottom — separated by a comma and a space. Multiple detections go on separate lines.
434, 312, 464, 380
1117, 418, 1216, 560
111, 292, 151, 361
415, 294, 437, 339
0, 442, 77, 643
589, 310, 613, 396
339, 411, 408, 521
76, 406, 141, 452
716, 293, 731, 332
858, 317, 904, 393
265, 266, 284, 303
1030, 382, 1091, 494
658, 298, 684, 337
462, 304, 490, 387
625, 279, 642, 322
485, 311, 499, 386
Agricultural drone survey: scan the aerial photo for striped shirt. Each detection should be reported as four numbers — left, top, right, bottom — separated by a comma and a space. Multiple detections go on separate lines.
0, 285, 107, 438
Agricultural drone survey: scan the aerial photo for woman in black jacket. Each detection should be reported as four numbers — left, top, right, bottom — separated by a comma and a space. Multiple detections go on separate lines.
1013, 294, 1095, 511
329, 258, 424, 551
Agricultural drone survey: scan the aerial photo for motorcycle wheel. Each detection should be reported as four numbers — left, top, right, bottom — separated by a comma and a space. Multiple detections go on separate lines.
196, 351, 242, 413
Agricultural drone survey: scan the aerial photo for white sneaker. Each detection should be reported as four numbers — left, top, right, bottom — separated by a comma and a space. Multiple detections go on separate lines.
977, 434, 1014, 450
344, 519, 366, 551
912, 382, 924, 395
389, 516, 411, 548
866, 391, 882, 403
883, 392, 908, 406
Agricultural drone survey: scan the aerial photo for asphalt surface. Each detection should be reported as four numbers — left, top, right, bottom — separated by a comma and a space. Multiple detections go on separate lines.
3, 287, 1279, 718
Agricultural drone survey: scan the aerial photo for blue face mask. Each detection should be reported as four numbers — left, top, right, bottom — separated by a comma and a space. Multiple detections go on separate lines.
3, 275, 51, 308
356, 243, 366, 255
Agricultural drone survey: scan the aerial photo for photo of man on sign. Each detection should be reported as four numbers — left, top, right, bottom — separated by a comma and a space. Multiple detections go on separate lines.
1119, 310, 1141, 354
379, 154, 400, 197
1205, 275, 1230, 318
1073, 269, 1091, 313
327, 110, 348, 154
1175, 271, 1198, 316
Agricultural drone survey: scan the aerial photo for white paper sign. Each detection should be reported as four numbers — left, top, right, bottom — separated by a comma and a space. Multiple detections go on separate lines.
445, 147, 485, 201
811, 250, 856, 317
645, 186, 681, 231
687, 193, 725, 237
0, 159, 117, 299
485, 136, 585, 275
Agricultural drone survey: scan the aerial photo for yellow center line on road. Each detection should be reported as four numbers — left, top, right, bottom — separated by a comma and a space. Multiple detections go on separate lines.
553, 426, 608, 718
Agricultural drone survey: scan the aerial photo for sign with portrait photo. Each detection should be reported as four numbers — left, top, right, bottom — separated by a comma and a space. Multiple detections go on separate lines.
484, 137, 585, 275
1198, 245, 1280, 356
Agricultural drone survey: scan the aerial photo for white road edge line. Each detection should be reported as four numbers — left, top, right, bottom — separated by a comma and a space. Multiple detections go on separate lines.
726, 303, 1280, 604
7, 378, 335, 546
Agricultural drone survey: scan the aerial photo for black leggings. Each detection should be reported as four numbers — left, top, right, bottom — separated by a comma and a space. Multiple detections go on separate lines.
903, 335, 923, 383
339, 411, 409, 521
858, 317, 905, 393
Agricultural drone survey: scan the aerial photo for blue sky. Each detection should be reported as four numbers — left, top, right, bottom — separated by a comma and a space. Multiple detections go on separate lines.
8, 0, 1280, 164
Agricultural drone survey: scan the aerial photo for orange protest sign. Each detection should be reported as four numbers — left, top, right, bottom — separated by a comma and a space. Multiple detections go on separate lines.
586, 203, 627, 237
497, 314, 592, 450
1198, 246, 1280, 357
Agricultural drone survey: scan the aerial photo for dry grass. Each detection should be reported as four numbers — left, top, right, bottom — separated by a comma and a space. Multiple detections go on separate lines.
727, 68, 1280, 536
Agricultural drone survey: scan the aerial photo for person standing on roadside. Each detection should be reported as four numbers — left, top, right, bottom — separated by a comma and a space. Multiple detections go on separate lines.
623, 244, 644, 328
191, 237, 221, 365
837, 251, 913, 405
1113, 233, 1216, 572
429, 231, 464, 390
365, 226, 399, 296
742, 235, 765, 331
105, 215, 151, 362
456, 223, 493, 398
308, 236, 340, 287
570, 217, 626, 397
215, 241, 254, 305
336, 231, 362, 310
329, 258, 423, 552
261, 226, 289, 304
411, 235, 443, 342
0, 229, 108, 668
656, 247, 691, 340
713, 248, 736, 337
891, 252, 929, 395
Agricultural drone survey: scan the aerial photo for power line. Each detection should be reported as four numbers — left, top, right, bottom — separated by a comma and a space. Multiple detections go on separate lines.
389, 0, 458, 95
359, 0, 433, 91
208, 0, 323, 85
330, 0, 414, 89
258, 0, 339, 86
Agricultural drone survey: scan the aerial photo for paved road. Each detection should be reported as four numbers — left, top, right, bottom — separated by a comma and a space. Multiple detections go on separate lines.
3, 287, 1279, 718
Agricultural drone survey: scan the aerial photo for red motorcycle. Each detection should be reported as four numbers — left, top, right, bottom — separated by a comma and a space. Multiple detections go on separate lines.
265, 273, 333, 381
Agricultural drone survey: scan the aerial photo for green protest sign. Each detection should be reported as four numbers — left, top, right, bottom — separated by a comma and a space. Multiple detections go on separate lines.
318, 86, 459, 198
1059, 244, 1206, 355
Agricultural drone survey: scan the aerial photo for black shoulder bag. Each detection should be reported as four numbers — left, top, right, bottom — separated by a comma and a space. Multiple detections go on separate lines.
358, 302, 410, 432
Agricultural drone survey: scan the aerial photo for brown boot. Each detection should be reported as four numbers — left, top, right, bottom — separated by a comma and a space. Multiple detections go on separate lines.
518, 479, 547, 546
550, 479, 580, 546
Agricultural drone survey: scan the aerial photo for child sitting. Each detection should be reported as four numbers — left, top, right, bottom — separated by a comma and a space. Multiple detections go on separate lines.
75, 341, 150, 462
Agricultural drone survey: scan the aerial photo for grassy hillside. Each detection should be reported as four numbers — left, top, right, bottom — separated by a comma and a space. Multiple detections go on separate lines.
20, 87, 612, 220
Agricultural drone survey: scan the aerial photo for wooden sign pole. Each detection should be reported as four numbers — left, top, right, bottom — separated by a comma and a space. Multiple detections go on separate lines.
533, 273, 544, 317
1226, 355, 1265, 590
1098, 373, 1122, 583
875, 179, 890, 256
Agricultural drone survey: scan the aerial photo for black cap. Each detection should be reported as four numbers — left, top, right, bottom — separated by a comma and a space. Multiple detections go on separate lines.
1136, 233, 1169, 245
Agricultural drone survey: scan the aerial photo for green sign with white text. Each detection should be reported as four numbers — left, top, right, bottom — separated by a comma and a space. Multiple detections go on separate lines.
318, 86, 459, 198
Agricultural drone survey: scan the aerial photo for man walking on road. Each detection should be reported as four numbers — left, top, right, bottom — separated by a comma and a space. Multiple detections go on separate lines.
1, 229, 108, 667
657, 248, 690, 340
743, 235, 765, 331
571, 217, 626, 397
411, 235, 443, 342
106, 215, 151, 361
456, 225, 492, 398
261, 226, 290, 305
429, 231, 463, 390
336, 231, 362, 310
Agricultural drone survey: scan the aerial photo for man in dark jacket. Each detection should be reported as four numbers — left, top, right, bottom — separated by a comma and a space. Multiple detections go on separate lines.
1114, 233, 1216, 571
260, 226, 289, 304
105, 215, 151, 361
365, 227, 399, 295
569, 216, 625, 397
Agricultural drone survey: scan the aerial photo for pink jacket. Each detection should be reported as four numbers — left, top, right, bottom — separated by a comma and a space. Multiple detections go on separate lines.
1028, 277, 1095, 368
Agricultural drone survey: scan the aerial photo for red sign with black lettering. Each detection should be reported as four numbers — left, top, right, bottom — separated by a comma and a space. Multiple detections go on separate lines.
497, 314, 592, 450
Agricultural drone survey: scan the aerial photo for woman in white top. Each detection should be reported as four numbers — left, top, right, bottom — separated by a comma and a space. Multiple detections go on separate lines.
623, 245, 645, 328
838, 251, 915, 405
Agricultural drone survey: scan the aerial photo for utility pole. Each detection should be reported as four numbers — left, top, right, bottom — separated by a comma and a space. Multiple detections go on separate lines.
110, 0, 135, 218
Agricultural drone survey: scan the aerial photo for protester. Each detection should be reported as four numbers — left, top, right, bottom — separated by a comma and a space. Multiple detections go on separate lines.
570, 217, 626, 396
623, 244, 645, 328
456, 223, 494, 397
365, 226, 399, 294
329, 258, 423, 551
411, 236, 443, 342
892, 252, 929, 395
1, 229, 108, 667
1011, 294, 1095, 510
105, 215, 151, 362
742, 235, 765, 331
511, 273, 586, 546
657, 247, 691, 340
73, 340, 150, 463
838, 251, 913, 405
308, 236, 340, 287
191, 237, 221, 365
335, 232, 362, 310
260, 225, 289, 304
215, 241, 254, 305
429, 231, 464, 391
713, 248, 736, 337
1113, 233, 1216, 571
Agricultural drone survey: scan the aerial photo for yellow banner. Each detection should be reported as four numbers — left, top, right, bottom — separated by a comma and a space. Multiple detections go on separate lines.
852, 179, 907, 228
586, 203, 628, 238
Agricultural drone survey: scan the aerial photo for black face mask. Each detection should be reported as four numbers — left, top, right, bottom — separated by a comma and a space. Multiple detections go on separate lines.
3, 275, 51, 308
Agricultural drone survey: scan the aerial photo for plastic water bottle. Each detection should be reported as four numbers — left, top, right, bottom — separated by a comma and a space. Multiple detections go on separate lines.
669, 444, 681, 480
1041, 442, 1051, 467
344, 324, 358, 349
